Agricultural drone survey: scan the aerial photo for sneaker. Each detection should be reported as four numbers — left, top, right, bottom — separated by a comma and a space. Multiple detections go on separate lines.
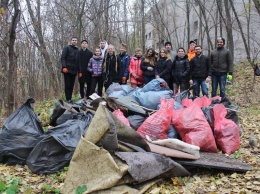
67, 100, 73, 104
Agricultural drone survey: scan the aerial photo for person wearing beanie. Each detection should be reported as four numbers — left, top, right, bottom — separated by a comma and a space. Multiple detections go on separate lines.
188, 39, 197, 61
165, 41, 176, 62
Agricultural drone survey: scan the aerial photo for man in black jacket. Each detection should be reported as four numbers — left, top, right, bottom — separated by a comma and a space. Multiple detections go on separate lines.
61, 37, 79, 103
78, 40, 93, 99
189, 45, 211, 97
210, 37, 233, 98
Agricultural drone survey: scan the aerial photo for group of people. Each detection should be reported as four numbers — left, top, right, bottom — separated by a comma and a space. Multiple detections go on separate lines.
61, 37, 233, 103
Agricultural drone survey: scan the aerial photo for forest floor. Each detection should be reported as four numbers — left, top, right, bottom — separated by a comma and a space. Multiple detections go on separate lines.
0, 62, 259, 194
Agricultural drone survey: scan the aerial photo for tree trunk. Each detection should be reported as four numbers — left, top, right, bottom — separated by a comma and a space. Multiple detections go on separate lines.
224, 0, 234, 61
186, 0, 190, 49
25, 0, 58, 92
229, 0, 252, 64
7, 0, 20, 115
252, 0, 260, 16
141, 0, 145, 53
197, 0, 213, 50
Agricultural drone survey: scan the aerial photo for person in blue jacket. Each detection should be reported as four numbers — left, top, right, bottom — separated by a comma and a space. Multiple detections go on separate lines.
117, 43, 130, 84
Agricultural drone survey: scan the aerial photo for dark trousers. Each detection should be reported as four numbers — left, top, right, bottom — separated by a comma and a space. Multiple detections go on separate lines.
173, 82, 188, 96
143, 75, 154, 85
90, 76, 103, 97
79, 82, 91, 99
64, 73, 76, 101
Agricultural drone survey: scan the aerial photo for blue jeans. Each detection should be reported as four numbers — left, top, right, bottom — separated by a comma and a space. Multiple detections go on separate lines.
211, 74, 227, 98
193, 79, 208, 97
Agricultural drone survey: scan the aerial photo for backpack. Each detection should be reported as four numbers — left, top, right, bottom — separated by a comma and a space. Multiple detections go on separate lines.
254, 64, 260, 76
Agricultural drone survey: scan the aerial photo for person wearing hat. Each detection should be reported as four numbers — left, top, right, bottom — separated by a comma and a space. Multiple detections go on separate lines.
165, 41, 176, 62
188, 39, 197, 61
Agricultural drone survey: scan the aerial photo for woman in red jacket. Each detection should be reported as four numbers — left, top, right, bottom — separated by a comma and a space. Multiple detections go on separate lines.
129, 48, 144, 88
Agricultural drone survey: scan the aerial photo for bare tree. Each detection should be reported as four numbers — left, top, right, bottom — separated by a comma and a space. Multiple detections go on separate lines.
25, 0, 58, 92
252, 0, 260, 16
7, 0, 21, 115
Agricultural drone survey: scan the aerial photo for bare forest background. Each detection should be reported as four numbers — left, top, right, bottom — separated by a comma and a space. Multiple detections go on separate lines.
0, 0, 260, 116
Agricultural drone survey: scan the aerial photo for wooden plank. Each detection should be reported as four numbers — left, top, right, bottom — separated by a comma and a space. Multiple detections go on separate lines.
147, 142, 197, 160
174, 152, 252, 173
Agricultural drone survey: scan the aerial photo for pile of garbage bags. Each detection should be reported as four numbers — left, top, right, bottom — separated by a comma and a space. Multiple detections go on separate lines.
0, 78, 244, 193
0, 97, 93, 174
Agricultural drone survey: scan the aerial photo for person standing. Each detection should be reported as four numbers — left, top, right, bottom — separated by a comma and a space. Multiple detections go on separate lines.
103, 44, 121, 90
129, 48, 144, 88
78, 40, 93, 99
189, 45, 211, 97
165, 41, 176, 89
87, 47, 103, 97
155, 48, 172, 86
210, 37, 233, 98
100, 40, 108, 58
188, 40, 197, 61
61, 37, 79, 103
141, 48, 157, 84
172, 47, 190, 96
117, 43, 130, 84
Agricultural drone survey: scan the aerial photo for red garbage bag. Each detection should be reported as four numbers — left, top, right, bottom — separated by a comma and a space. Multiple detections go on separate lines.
172, 103, 218, 152
181, 98, 193, 107
113, 109, 130, 127
213, 104, 240, 154
137, 99, 174, 140
201, 95, 212, 107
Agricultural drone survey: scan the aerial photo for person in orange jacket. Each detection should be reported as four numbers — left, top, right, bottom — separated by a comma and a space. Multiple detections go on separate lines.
187, 39, 197, 61
129, 48, 144, 88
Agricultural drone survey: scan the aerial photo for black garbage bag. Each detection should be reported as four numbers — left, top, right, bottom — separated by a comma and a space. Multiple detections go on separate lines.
127, 115, 147, 130
0, 98, 44, 165
26, 111, 93, 174
167, 124, 181, 139
201, 106, 214, 129
175, 85, 194, 104
49, 100, 81, 126
225, 105, 242, 136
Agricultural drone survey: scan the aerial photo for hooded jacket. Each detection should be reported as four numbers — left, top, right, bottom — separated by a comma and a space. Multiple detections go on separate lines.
87, 55, 103, 77
100, 41, 108, 58
117, 52, 130, 79
188, 48, 195, 61
172, 55, 190, 79
129, 55, 144, 84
